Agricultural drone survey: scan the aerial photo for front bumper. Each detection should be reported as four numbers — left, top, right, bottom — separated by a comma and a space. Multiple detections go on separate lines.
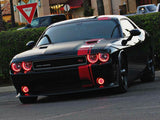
11, 63, 118, 97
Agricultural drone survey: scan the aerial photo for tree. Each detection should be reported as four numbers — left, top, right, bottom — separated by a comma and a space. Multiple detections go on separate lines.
10, 0, 15, 27
83, 0, 93, 17
0, 2, 5, 31
96, 0, 104, 15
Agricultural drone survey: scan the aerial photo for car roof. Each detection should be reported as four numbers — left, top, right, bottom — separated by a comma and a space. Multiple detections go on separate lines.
99, 15, 127, 20
33, 14, 65, 19
48, 15, 127, 28
137, 4, 156, 8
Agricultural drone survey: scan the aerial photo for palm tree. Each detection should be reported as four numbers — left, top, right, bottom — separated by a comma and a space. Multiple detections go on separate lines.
0, 1, 5, 31
96, 0, 104, 15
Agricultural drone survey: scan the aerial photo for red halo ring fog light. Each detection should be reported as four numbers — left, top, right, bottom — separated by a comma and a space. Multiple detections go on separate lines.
96, 78, 105, 85
21, 86, 29, 93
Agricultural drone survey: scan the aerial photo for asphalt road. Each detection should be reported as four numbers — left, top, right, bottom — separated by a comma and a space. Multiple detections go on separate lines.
1, 71, 160, 120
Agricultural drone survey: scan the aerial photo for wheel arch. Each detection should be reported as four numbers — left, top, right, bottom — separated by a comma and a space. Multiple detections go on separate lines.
118, 50, 128, 67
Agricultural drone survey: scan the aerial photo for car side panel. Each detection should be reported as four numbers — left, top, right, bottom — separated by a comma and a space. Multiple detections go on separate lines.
126, 33, 153, 81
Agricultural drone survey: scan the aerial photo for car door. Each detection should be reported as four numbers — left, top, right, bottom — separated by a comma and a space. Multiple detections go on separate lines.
120, 18, 147, 81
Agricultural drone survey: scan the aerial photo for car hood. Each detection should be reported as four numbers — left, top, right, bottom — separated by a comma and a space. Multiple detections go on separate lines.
12, 38, 119, 62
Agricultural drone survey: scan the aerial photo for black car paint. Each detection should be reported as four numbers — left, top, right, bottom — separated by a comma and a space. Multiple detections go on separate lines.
10, 16, 154, 102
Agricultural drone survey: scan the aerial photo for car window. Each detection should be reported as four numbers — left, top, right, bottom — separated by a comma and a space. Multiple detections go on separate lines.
139, 7, 146, 14
40, 17, 50, 26
120, 19, 135, 37
44, 20, 121, 44
146, 5, 157, 12
31, 18, 39, 27
37, 36, 50, 46
52, 15, 66, 23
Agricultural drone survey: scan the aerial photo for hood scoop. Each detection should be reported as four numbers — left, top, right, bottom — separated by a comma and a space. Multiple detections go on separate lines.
85, 39, 102, 44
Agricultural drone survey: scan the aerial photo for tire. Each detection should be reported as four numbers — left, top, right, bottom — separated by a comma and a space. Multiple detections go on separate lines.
116, 53, 128, 93
141, 59, 155, 82
19, 96, 37, 104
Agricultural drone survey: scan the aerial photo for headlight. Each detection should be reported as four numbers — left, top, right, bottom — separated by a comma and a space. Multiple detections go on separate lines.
22, 61, 32, 71
87, 54, 98, 64
87, 53, 110, 64
11, 63, 22, 72
98, 53, 109, 62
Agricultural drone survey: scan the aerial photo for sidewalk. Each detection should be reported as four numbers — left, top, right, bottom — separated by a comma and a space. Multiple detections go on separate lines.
0, 85, 15, 93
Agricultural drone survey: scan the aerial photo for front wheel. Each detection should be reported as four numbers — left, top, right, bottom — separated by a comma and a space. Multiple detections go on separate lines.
116, 55, 128, 93
19, 96, 37, 104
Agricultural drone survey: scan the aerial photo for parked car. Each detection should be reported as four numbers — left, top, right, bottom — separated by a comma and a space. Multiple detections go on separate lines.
17, 14, 66, 30
137, 4, 157, 14
10, 15, 155, 104
157, 3, 160, 12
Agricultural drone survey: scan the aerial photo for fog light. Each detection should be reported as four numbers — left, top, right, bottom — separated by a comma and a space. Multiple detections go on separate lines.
97, 78, 105, 85
21, 86, 29, 93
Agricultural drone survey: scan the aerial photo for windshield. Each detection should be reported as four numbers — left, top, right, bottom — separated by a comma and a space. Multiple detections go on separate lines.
31, 18, 39, 27
38, 20, 120, 45
146, 5, 157, 12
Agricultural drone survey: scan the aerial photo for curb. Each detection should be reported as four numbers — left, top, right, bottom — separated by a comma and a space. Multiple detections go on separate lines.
0, 86, 15, 93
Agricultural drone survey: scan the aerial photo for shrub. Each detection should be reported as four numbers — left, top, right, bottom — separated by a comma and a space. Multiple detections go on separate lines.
128, 12, 160, 68
2, 20, 27, 31
0, 27, 45, 84
129, 12, 160, 50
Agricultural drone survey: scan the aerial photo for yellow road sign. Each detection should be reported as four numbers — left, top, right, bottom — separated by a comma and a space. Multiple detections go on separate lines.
0, 1, 6, 4
22, 0, 29, 4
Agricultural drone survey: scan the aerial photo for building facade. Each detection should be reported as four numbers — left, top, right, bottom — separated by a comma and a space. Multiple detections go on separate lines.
13, 0, 50, 23
1, 0, 11, 22
13, 0, 159, 23
92, 0, 158, 16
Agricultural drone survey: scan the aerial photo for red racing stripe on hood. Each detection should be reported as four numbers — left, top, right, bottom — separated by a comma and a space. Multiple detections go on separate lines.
77, 44, 95, 87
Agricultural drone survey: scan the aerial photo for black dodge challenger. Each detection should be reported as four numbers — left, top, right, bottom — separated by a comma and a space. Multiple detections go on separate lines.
10, 15, 155, 104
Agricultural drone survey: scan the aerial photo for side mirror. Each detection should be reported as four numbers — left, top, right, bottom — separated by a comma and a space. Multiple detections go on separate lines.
26, 41, 35, 49
122, 29, 141, 46
130, 29, 141, 36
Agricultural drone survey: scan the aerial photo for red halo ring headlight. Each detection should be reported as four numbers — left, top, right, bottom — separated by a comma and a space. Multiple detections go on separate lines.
98, 53, 109, 63
87, 54, 98, 64
22, 61, 32, 71
11, 63, 21, 72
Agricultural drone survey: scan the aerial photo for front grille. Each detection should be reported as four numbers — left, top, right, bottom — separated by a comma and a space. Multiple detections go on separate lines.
33, 56, 86, 70
30, 69, 81, 95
